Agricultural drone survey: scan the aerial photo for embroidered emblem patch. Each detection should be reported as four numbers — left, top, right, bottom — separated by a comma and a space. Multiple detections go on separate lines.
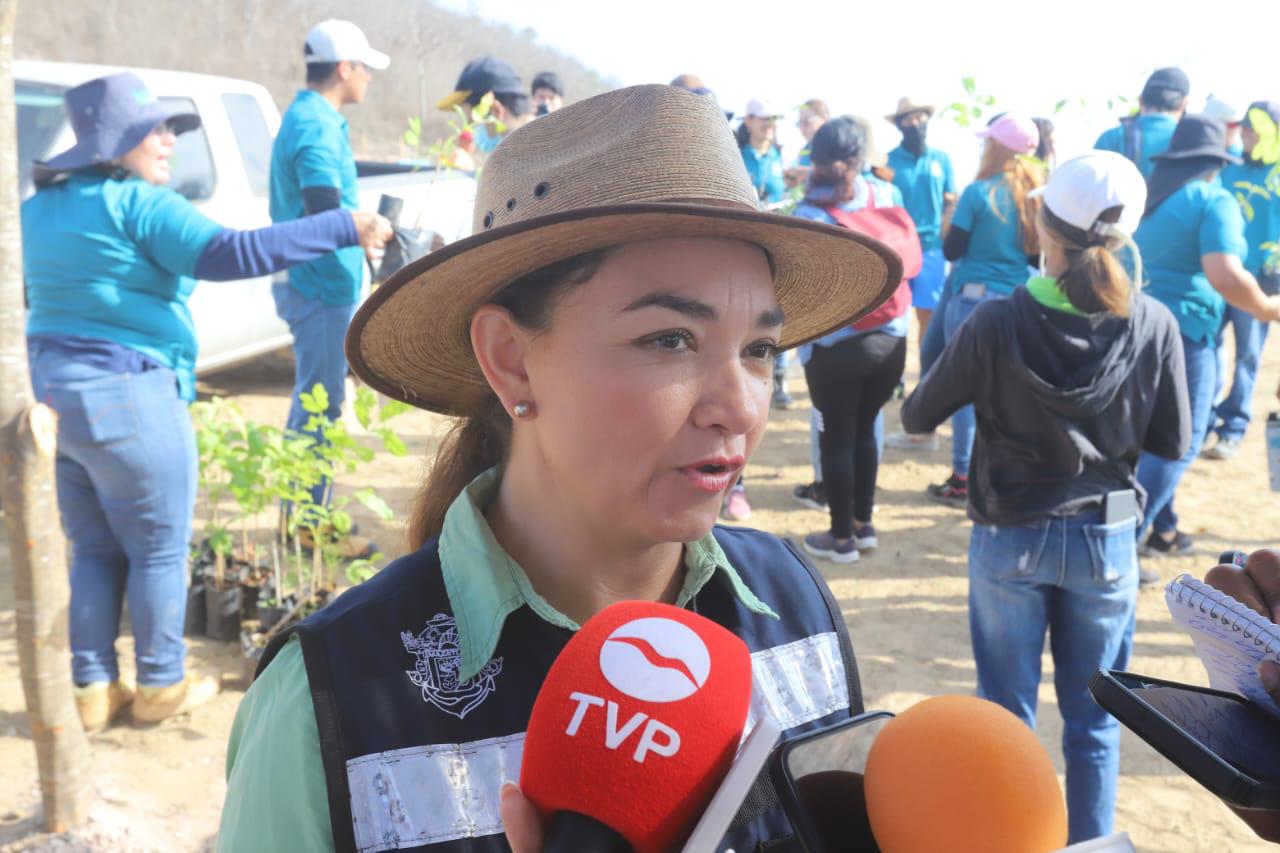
402, 614, 502, 720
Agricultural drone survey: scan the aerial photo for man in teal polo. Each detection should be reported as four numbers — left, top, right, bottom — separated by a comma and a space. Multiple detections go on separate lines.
270, 19, 388, 526
1095, 67, 1189, 178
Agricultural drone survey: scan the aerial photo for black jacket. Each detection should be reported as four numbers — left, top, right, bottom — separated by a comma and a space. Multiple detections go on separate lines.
901, 287, 1191, 526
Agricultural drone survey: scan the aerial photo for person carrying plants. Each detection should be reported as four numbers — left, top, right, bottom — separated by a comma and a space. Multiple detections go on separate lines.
270, 20, 391, 558
217, 84, 895, 852
1094, 66, 1190, 179
902, 153, 1191, 843
1132, 115, 1280, 560
925, 113, 1045, 507
21, 73, 392, 731
1205, 100, 1280, 460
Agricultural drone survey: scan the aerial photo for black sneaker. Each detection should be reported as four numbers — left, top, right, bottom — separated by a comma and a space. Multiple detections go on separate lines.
1143, 529, 1194, 557
927, 474, 968, 506
793, 481, 827, 510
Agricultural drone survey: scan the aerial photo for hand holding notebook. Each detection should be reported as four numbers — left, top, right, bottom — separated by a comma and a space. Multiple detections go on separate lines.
1166, 573, 1280, 719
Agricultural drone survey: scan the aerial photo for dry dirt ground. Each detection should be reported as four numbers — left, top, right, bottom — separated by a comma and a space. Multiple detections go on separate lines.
2, 328, 1278, 852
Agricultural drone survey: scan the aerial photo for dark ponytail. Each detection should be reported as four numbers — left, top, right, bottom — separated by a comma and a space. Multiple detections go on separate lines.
406, 250, 605, 548
1041, 208, 1132, 318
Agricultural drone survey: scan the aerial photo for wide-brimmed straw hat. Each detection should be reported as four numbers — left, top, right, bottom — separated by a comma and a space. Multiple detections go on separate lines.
348, 84, 901, 415
885, 97, 935, 124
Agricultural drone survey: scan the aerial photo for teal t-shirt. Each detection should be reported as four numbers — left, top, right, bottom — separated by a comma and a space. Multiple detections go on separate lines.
21, 173, 223, 400
1220, 160, 1280, 276
1094, 114, 1178, 179
740, 144, 786, 204
948, 176, 1030, 295
887, 145, 956, 249
269, 90, 363, 306
1134, 180, 1248, 343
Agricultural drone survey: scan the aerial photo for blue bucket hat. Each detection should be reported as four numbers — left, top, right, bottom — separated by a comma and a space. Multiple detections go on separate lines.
33, 72, 200, 182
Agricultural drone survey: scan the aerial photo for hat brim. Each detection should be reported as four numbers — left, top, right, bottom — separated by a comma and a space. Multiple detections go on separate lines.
33, 106, 201, 178
1151, 148, 1242, 165
437, 90, 471, 111
360, 48, 391, 71
348, 203, 903, 415
885, 105, 935, 123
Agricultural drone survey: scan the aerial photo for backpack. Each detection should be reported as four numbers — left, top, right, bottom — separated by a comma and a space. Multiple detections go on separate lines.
822, 180, 922, 330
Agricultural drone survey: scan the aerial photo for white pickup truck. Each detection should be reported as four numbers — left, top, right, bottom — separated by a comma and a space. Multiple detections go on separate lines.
16, 61, 477, 375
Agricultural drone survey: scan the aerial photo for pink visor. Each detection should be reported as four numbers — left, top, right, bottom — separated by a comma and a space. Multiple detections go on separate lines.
975, 114, 1039, 155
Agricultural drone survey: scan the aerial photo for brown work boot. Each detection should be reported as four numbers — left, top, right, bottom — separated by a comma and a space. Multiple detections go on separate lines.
75, 680, 134, 733
131, 675, 220, 725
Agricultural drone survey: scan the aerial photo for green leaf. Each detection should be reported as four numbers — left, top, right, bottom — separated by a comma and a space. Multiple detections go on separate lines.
1054, 99, 1069, 115
376, 427, 407, 457
962, 76, 976, 96
353, 386, 376, 430
300, 383, 330, 415
354, 489, 395, 521
208, 526, 234, 556
379, 400, 412, 421
330, 510, 353, 535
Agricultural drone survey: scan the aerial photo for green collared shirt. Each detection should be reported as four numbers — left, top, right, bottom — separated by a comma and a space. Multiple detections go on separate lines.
444, 467, 777, 681
218, 467, 775, 852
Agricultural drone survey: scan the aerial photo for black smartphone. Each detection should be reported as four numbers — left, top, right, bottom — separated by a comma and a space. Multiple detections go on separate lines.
1090, 670, 1280, 810
768, 711, 893, 853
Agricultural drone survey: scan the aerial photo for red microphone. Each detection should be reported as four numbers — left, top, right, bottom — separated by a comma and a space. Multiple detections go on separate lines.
519, 601, 753, 853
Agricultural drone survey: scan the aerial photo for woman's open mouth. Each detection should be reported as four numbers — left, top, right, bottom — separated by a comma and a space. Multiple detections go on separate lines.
679, 455, 745, 493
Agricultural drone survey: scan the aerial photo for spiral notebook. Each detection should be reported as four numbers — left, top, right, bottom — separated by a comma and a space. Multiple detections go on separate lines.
1166, 574, 1280, 719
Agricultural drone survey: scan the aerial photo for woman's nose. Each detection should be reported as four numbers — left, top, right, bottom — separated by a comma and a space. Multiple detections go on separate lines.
691, 359, 764, 435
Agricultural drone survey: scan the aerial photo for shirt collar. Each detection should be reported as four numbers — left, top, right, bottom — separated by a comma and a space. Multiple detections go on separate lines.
439, 467, 778, 682
1026, 274, 1086, 317
296, 89, 348, 130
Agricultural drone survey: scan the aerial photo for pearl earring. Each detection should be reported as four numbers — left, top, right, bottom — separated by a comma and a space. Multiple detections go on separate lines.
513, 401, 534, 419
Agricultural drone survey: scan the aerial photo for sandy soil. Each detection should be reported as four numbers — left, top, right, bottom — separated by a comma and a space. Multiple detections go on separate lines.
2, 327, 1278, 852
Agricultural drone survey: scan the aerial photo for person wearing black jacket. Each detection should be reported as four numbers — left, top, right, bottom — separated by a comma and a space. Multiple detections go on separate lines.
901, 152, 1191, 844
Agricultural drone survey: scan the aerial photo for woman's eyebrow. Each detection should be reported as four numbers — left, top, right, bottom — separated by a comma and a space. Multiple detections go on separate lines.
621, 293, 785, 329
621, 292, 716, 320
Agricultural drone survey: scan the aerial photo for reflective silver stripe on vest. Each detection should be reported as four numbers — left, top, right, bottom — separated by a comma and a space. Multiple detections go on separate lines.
746, 632, 849, 732
347, 732, 524, 852
345, 632, 847, 851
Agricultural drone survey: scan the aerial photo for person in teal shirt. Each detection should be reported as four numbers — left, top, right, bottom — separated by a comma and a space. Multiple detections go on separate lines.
886, 98, 957, 336
931, 114, 1045, 505
270, 19, 389, 519
1134, 115, 1280, 556
1094, 67, 1189, 179
23, 72, 388, 733
1208, 100, 1280, 457
736, 98, 787, 205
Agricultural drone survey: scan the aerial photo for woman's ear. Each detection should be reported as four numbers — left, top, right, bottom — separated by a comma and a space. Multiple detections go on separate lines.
471, 305, 532, 418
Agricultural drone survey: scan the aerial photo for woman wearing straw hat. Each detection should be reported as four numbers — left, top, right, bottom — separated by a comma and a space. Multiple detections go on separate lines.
903, 152, 1191, 842
22, 72, 391, 731
218, 84, 898, 852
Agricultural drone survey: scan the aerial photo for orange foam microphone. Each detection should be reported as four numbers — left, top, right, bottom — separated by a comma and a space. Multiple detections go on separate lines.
864, 695, 1068, 853
519, 601, 753, 853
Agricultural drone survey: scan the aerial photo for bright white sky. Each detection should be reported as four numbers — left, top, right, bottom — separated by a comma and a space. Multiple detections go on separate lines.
437, 0, 1275, 177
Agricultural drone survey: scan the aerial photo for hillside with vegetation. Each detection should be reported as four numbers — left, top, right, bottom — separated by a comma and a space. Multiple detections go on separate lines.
16, 0, 618, 157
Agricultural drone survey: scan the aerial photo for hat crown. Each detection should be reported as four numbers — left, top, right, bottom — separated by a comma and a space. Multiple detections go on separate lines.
1168, 114, 1227, 155
65, 72, 155, 141
472, 85, 759, 234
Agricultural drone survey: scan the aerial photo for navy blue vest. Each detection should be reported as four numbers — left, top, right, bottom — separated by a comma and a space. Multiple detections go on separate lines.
259, 525, 862, 853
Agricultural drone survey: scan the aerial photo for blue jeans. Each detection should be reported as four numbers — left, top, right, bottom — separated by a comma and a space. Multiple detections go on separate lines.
968, 512, 1138, 843
29, 348, 195, 687
944, 287, 1003, 476
1213, 305, 1271, 441
918, 271, 953, 377
1137, 334, 1216, 536
274, 282, 357, 508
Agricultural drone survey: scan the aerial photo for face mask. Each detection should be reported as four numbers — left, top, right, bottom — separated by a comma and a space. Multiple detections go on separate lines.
900, 123, 928, 156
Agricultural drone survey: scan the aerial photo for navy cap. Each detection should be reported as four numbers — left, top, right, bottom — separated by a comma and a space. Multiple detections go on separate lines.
1143, 67, 1190, 97
1244, 99, 1280, 131
531, 71, 564, 97
437, 56, 523, 110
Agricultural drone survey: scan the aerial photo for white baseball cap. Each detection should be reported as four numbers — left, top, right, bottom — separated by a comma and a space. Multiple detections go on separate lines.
305, 20, 390, 70
744, 98, 782, 119
1202, 94, 1242, 126
1029, 152, 1147, 238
